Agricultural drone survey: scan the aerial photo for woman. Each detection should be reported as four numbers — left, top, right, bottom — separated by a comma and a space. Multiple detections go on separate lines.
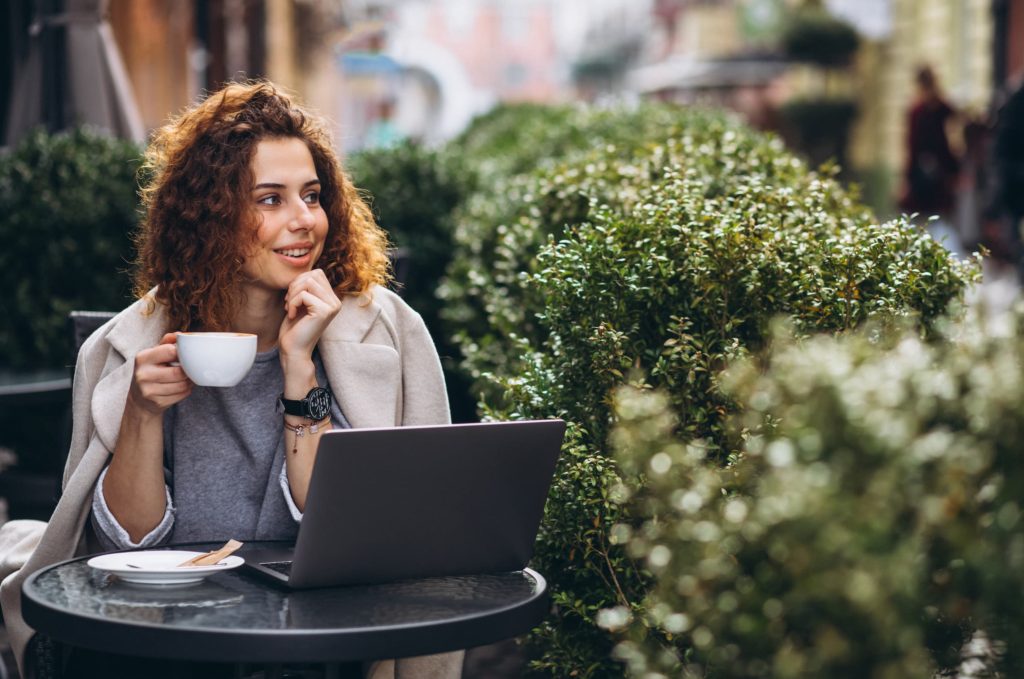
0, 81, 462, 678
899, 65, 961, 221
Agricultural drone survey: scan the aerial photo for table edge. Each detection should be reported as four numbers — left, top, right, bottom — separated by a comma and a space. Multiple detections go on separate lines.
22, 558, 550, 662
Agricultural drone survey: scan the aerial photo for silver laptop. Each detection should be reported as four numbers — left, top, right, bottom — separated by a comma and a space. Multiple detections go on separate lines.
242, 419, 566, 589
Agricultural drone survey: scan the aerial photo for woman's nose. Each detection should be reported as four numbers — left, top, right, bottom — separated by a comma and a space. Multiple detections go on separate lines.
289, 201, 315, 230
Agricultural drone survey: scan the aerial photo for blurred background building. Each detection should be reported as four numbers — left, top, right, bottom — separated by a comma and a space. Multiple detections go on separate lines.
2, 0, 1023, 216
338, 0, 656, 150
1, 0, 349, 147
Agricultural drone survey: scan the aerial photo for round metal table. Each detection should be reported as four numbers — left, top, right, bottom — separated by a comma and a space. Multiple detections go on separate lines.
21, 545, 548, 663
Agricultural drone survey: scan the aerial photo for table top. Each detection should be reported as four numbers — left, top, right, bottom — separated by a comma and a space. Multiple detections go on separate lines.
22, 543, 549, 663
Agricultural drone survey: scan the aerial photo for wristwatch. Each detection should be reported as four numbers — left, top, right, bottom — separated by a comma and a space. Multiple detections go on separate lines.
279, 386, 332, 421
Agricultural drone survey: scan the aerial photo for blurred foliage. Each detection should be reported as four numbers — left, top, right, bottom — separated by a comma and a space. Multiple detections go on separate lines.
450, 103, 586, 181
347, 141, 467, 317
612, 304, 1024, 677
778, 5, 861, 170
441, 104, 754, 400
851, 163, 899, 220
346, 142, 476, 420
781, 7, 860, 67
439, 102, 979, 676
0, 127, 142, 371
778, 98, 858, 168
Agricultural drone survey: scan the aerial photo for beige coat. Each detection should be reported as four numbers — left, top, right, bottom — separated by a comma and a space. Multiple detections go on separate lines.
0, 286, 462, 677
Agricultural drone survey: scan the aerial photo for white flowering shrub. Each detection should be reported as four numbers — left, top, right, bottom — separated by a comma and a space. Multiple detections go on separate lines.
612, 308, 1024, 677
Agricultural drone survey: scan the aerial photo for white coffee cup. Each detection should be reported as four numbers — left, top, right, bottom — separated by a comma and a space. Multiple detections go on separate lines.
175, 332, 257, 387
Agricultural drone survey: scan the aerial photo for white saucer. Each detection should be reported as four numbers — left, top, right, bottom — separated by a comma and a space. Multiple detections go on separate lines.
87, 550, 244, 586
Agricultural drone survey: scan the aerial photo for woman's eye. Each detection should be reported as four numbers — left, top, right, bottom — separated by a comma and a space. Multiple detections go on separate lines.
303, 192, 320, 205
257, 194, 280, 206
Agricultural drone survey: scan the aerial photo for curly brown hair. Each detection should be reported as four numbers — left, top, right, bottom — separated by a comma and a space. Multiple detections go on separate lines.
135, 80, 390, 332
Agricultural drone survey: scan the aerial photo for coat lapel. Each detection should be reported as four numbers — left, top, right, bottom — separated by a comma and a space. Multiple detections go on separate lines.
318, 293, 402, 428
90, 302, 166, 453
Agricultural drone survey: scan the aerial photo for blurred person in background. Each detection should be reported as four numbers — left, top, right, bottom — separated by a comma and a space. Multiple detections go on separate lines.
990, 71, 1024, 267
365, 98, 403, 150
956, 114, 993, 255
899, 65, 962, 254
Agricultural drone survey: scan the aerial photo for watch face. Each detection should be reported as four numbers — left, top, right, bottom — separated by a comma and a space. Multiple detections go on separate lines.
306, 387, 332, 420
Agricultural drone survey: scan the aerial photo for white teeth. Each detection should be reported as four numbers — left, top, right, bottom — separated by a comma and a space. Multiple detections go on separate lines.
277, 248, 310, 257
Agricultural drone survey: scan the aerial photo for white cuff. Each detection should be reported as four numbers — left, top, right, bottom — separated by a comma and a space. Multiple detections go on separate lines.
279, 463, 304, 522
92, 466, 175, 549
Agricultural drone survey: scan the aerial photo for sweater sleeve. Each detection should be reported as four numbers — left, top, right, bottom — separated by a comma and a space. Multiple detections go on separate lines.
278, 464, 303, 522
90, 465, 175, 551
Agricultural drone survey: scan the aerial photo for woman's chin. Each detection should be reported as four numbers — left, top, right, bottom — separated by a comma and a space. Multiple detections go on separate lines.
240, 278, 292, 297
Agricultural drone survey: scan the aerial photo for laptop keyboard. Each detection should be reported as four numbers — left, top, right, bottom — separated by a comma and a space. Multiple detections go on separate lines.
261, 561, 293, 577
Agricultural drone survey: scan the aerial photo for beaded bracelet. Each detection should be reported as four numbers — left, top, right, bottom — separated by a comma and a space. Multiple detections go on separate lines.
283, 416, 330, 455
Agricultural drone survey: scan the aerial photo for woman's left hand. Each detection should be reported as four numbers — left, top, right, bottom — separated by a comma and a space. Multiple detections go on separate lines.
278, 269, 342, 361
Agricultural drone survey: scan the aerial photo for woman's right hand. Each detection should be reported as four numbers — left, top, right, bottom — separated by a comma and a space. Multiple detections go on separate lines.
127, 333, 193, 417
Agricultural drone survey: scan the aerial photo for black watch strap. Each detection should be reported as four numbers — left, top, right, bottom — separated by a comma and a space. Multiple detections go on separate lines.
279, 386, 332, 421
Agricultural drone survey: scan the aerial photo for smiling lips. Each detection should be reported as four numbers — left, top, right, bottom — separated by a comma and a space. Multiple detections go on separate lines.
274, 241, 313, 262
275, 245, 313, 259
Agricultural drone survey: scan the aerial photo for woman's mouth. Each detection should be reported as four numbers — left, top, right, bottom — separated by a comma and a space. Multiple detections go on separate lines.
275, 247, 311, 259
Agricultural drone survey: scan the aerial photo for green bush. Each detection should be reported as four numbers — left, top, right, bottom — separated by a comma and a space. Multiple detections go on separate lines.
612, 304, 1024, 677
346, 142, 475, 419
452, 103, 583, 181
0, 127, 143, 371
441, 104, 979, 676
781, 8, 860, 68
778, 98, 858, 168
347, 142, 468, 321
441, 104, 751, 400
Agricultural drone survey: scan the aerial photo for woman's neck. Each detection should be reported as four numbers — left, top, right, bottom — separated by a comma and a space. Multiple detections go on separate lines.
233, 287, 286, 353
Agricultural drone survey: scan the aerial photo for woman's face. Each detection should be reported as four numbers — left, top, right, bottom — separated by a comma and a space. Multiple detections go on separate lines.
241, 137, 329, 292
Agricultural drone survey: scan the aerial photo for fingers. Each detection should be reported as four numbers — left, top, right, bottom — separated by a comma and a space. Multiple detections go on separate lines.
129, 337, 193, 414
133, 376, 192, 403
285, 270, 334, 309
135, 352, 189, 385
290, 268, 333, 295
285, 289, 337, 321
279, 270, 343, 359
284, 269, 341, 320
136, 340, 179, 368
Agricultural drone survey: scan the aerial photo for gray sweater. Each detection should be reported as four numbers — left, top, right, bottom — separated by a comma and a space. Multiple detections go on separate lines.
91, 348, 348, 550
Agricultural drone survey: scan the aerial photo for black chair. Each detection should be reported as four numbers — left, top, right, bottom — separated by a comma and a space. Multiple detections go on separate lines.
0, 311, 119, 515
67, 311, 117, 365
0, 311, 113, 522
